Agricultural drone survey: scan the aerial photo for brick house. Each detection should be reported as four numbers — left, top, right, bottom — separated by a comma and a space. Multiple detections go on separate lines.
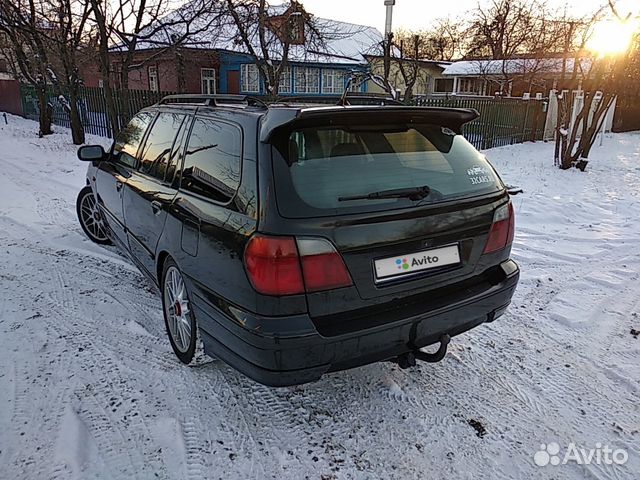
88, 3, 383, 97
0, 57, 22, 116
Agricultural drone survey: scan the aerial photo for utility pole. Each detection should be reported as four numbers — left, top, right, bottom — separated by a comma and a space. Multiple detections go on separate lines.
384, 0, 395, 38
382, 0, 396, 97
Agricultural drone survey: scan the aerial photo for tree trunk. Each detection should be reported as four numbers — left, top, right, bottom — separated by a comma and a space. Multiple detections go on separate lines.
36, 86, 53, 137
403, 86, 414, 105
561, 92, 592, 169
89, 0, 120, 138
176, 48, 186, 93
68, 88, 85, 145
577, 94, 614, 160
119, 68, 132, 123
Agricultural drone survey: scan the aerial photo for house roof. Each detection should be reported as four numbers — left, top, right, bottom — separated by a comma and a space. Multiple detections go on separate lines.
443, 58, 593, 76
364, 55, 450, 70
124, 1, 383, 65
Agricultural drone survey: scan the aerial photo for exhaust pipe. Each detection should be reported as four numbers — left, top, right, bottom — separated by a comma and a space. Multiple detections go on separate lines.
394, 334, 451, 369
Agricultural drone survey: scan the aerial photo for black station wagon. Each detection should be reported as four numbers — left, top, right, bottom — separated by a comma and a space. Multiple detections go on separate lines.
76, 94, 519, 386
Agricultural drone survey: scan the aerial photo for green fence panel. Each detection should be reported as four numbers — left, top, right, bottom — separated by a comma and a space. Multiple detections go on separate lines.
18, 85, 547, 148
414, 96, 546, 150
18, 84, 176, 139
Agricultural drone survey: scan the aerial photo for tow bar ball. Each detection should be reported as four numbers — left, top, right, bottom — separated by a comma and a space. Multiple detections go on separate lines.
395, 334, 451, 369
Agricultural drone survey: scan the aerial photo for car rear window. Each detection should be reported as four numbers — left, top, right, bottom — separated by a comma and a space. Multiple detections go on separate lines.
271, 124, 503, 218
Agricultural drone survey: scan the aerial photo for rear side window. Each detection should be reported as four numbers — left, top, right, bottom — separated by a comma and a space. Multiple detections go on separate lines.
273, 124, 502, 217
181, 117, 242, 202
112, 112, 154, 169
138, 112, 186, 181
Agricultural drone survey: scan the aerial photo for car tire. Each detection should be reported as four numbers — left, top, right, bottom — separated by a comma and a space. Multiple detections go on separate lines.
161, 257, 209, 365
76, 186, 112, 245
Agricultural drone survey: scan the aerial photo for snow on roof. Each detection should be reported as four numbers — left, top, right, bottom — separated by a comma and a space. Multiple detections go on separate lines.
126, 1, 383, 65
443, 58, 593, 76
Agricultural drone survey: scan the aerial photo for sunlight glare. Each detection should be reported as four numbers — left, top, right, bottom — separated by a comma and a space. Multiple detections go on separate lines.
587, 19, 638, 56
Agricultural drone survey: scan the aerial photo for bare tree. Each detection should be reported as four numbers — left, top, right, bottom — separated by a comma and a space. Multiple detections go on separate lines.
556, 2, 638, 170
380, 31, 432, 103
88, 0, 219, 136
421, 18, 467, 61
0, 0, 54, 136
47, 0, 94, 144
465, 0, 567, 95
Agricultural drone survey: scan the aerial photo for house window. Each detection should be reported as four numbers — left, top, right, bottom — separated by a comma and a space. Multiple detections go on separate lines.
294, 67, 319, 94
347, 75, 361, 92
278, 66, 292, 94
201, 68, 216, 94
322, 69, 345, 94
434, 78, 453, 93
459, 78, 482, 95
241, 64, 260, 93
148, 66, 158, 92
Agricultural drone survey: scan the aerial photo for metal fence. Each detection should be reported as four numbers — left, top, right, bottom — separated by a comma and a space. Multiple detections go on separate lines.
19, 85, 547, 149
20, 84, 175, 138
612, 93, 640, 133
414, 96, 547, 150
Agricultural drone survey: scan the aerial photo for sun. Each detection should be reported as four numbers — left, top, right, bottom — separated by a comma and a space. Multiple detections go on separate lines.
587, 19, 638, 57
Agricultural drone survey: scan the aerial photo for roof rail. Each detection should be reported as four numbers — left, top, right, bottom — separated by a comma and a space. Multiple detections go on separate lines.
270, 94, 404, 107
159, 94, 267, 109
336, 94, 404, 106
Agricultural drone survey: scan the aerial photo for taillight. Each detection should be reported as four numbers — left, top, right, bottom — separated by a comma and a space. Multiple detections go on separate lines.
243, 235, 353, 296
483, 202, 515, 254
244, 235, 305, 296
296, 238, 353, 292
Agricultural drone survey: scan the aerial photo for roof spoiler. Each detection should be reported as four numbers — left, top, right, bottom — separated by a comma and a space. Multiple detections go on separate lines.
260, 106, 479, 142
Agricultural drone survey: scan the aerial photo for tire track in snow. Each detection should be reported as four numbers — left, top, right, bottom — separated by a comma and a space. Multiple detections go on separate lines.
0, 260, 74, 480
39, 268, 156, 479
180, 419, 206, 480
43, 256, 238, 479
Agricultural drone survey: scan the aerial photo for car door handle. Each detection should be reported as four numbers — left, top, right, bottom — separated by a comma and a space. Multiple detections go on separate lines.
151, 200, 162, 214
115, 180, 123, 192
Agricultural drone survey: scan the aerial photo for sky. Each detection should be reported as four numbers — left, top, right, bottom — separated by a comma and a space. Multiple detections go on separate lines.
283, 0, 640, 32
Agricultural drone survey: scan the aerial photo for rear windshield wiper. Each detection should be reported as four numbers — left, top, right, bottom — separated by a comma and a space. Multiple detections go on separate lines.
338, 185, 431, 202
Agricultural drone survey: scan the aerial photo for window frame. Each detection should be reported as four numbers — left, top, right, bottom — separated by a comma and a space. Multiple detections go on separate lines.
201, 68, 217, 94
278, 66, 292, 94
178, 115, 245, 206
148, 65, 158, 92
322, 69, 345, 95
294, 67, 320, 94
240, 64, 260, 93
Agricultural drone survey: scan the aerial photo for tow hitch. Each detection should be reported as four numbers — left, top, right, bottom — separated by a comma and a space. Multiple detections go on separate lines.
395, 334, 451, 369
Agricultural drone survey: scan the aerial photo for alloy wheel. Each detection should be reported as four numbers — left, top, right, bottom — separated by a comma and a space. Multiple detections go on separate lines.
79, 191, 109, 242
163, 266, 192, 353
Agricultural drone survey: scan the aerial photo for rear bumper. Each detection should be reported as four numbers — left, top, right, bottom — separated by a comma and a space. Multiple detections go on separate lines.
192, 260, 519, 387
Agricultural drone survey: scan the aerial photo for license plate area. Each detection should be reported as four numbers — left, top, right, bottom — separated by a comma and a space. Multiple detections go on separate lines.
374, 244, 461, 283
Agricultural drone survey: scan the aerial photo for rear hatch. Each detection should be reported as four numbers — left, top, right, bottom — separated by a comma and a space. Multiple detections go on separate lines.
266, 107, 508, 319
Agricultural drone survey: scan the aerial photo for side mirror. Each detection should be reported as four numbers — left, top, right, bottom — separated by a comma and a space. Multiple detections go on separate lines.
77, 145, 107, 162
506, 185, 523, 196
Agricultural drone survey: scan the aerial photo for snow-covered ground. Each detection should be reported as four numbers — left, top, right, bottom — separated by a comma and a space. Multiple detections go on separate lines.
0, 114, 638, 480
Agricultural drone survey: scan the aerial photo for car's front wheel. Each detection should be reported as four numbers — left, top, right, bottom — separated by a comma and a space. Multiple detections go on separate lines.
161, 258, 208, 365
76, 186, 112, 245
